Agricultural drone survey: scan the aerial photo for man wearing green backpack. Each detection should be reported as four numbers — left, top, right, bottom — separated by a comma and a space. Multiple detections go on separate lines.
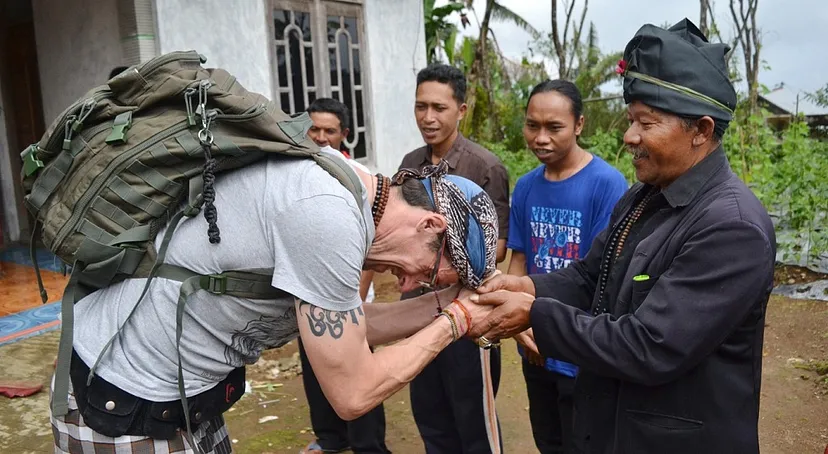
25, 53, 501, 453
49, 150, 499, 453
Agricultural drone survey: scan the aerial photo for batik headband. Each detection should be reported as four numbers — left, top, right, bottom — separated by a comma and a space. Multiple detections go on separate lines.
392, 161, 498, 289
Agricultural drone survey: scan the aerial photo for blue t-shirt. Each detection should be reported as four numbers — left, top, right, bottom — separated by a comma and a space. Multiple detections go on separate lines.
507, 155, 627, 377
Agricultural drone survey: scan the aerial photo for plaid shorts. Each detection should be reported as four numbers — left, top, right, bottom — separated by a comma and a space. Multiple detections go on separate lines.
50, 377, 233, 454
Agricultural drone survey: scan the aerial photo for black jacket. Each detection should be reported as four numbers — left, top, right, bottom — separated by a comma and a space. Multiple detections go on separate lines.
529, 148, 776, 453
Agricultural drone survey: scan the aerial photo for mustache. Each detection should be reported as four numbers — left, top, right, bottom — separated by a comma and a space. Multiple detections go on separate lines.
626, 147, 649, 159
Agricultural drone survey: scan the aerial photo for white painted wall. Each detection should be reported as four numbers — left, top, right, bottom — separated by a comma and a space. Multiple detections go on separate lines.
32, 0, 123, 125
154, 0, 273, 100
363, 0, 427, 176
28, 0, 424, 183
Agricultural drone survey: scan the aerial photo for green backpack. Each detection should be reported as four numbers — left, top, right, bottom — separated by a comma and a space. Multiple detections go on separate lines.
21, 50, 364, 434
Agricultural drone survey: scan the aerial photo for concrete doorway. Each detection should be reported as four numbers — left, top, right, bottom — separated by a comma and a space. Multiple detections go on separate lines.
0, 0, 44, 246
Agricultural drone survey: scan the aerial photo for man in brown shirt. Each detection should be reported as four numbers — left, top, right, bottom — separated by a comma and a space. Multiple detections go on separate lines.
398, 63, 510, 454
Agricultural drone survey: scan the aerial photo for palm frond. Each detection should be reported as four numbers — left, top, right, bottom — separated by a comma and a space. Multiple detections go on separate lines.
432, 2, 464, 19
490, 2, 539, 39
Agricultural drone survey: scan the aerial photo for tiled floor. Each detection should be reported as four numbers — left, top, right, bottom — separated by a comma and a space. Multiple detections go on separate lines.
0, 246, 67, 346
0, 262, 67, 315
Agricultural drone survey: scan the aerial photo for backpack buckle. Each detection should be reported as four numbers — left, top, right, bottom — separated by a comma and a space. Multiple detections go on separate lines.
105, 111, 133, 145
201, 274, 227, 294
22, 145, 44, 177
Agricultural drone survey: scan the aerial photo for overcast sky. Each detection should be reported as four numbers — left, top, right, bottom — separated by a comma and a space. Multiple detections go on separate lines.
442, 0, 826, 96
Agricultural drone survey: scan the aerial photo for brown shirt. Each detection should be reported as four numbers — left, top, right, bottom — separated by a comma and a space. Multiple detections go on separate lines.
398, 133, 510, 239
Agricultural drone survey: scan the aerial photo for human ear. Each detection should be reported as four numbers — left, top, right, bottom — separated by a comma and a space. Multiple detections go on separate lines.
574, 115, 585, 136
418, 212, 448, 235
692, 116, 716, 147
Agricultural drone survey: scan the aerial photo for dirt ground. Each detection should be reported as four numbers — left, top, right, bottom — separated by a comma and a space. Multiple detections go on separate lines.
1, 271, 826, 453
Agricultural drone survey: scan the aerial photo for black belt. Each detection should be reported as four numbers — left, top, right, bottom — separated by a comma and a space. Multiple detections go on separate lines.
69, 350, 245, 439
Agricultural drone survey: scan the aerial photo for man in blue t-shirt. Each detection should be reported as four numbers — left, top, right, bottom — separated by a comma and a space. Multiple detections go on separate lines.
507, 80, 627, 454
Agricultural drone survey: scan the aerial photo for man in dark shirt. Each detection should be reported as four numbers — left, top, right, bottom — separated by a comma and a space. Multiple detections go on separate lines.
398, 63, 510, 453
468, 19, 776, 453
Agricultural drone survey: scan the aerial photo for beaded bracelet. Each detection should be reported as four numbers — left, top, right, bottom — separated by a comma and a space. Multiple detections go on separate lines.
444, 309, 463, 340
442, 307, 464, 338
437, 312, 458, 342
451, 299, 473, 334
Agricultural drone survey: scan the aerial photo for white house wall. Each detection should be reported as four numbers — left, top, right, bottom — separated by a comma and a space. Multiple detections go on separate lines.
32, 0, 123, 125
155, 0, 426, 175
363, 0, 427, 176
29, 0, 425, 179
154, 0, 274, 100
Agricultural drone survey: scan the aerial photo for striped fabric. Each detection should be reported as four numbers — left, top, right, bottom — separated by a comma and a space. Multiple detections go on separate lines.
50, 378, 232, 454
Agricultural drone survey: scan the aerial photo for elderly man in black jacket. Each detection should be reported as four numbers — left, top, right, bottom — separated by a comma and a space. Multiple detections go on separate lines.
468, 18, 776, 454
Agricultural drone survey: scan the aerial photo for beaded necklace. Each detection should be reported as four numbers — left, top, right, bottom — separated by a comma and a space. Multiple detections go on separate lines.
372, 174, 390, 227
592, 188, 659, 316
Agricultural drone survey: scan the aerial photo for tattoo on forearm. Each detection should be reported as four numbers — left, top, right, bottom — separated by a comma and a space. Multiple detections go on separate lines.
298, 300, 364, 339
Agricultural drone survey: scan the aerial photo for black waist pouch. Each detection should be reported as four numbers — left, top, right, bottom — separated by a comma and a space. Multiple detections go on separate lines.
69, 350, 245, 439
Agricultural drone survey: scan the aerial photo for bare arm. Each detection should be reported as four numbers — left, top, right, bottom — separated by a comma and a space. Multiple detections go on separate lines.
358, 270, 375, 302
505, 250, 541, 360
496, 240, 507, 263
507, 250, 527, 276
297, 297, 477, 420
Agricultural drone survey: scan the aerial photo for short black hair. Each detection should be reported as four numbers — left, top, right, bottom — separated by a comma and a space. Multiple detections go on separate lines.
416, 63, 466, 104
399, 178, 436, 212
109, 66, 129, 80
307, 98, 350, 131
527, 79, 584, 120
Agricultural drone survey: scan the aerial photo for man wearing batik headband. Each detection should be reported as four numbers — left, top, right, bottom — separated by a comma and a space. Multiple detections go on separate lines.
469, 18, 776, 453
51, 143, 501, 453
393, 161, 499, 292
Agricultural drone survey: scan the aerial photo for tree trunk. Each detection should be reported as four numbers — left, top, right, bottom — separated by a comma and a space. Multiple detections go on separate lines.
461, 0, 495, 139
729, 0, 761, 113
551, 0, 565, 78
479, 0, 498, 137
699, 0, 709, 38
550, 0, 588, 80
747, 1, 761, 113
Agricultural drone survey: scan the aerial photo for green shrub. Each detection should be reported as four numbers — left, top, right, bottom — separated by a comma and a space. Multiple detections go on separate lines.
484, 109, 827, 267
581, 129, 636, 184
484, 141, 538, 190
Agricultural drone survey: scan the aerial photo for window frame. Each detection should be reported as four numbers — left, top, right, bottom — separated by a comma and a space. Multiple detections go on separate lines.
268, 0, 374, 164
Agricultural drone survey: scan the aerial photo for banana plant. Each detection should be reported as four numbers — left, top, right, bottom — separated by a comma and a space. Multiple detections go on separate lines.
424, 0, 466, 63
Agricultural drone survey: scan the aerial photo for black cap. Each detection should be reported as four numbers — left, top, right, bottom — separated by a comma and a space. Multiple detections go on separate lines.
621, 18, 737, 124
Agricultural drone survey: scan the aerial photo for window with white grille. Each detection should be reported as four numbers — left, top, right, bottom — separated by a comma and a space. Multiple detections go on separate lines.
270, 0, 371, 161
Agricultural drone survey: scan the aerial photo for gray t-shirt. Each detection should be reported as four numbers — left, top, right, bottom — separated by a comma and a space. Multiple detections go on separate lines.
73, 151, 374, 401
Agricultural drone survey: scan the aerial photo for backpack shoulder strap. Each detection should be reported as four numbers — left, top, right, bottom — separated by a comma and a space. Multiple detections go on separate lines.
311, 150, 365, 210
273, 112, 365, 214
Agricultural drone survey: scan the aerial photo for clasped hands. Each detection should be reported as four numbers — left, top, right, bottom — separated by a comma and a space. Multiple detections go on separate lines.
451, 272, 541, 358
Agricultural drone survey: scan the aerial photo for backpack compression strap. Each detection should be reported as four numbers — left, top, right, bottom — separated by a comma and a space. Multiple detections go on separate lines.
312, 151, 365, 209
